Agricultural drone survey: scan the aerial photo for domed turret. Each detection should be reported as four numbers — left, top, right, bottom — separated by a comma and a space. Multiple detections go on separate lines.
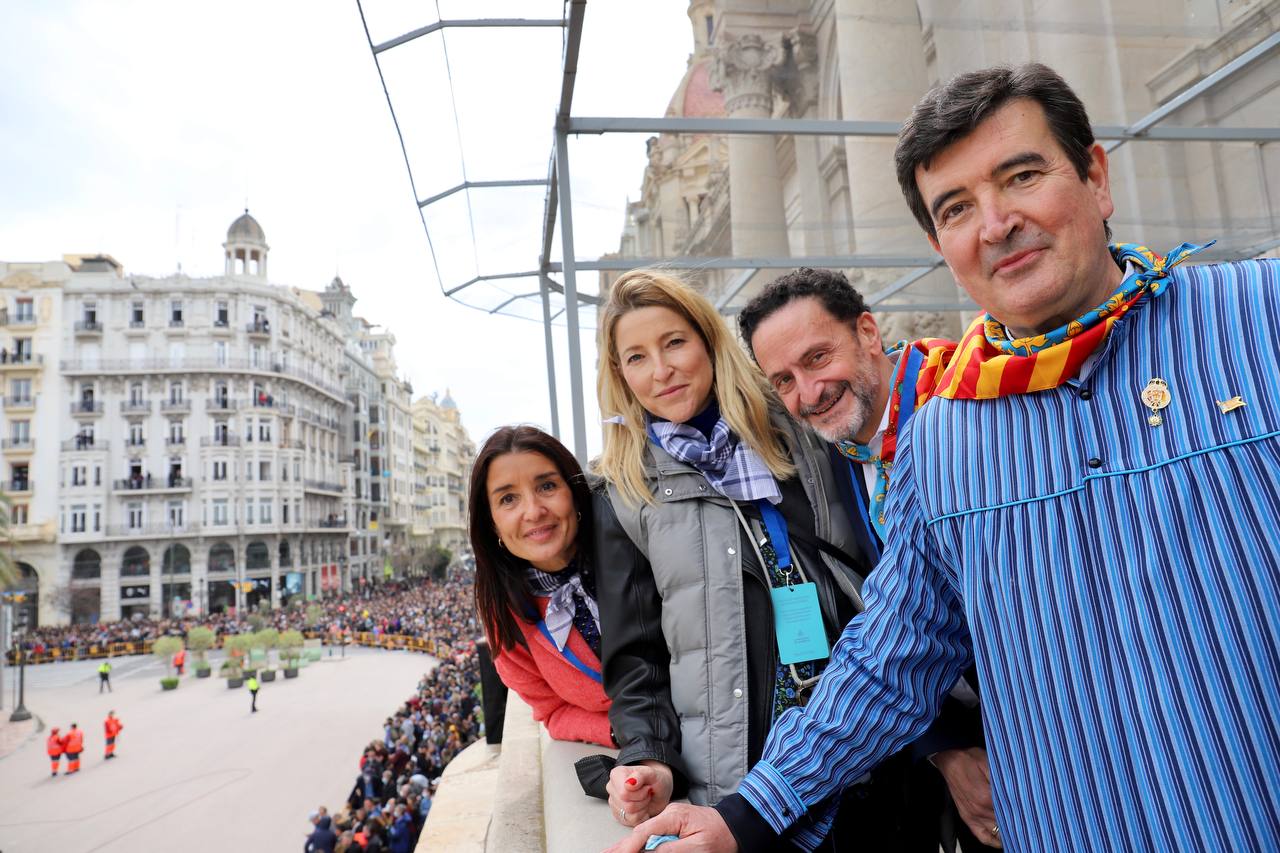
223, 209, 269, 279
441, 388, 457, 410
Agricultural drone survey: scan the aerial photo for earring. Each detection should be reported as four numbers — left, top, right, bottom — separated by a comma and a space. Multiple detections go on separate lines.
576, 511, 582, 521
497, 539, 505, 550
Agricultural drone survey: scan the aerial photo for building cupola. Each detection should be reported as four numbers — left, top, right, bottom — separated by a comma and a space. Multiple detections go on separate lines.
224, 209, 269, 278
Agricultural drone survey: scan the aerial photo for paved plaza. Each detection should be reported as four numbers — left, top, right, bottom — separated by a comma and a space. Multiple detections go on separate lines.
0, 646, 435, 852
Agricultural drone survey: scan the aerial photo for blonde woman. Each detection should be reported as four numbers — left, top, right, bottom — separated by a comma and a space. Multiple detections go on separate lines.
593, 270, 893, 849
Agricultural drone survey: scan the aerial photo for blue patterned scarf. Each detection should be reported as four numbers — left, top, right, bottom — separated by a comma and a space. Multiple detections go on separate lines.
647, 413, 781, 504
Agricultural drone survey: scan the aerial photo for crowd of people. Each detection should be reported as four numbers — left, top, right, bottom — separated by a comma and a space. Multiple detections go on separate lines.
14, 572, 486, 852
303, 573, 484, 853
12, 575, 473, 659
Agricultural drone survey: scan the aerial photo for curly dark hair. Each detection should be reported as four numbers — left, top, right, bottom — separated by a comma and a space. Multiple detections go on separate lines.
737, 267, 869, 360
895, 62, 1107, 239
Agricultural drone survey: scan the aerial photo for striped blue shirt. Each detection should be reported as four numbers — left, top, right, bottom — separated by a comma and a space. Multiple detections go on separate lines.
738, 257, 1280, 851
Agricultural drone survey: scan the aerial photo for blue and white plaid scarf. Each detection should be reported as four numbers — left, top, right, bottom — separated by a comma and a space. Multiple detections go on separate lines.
647, 416, 781, 504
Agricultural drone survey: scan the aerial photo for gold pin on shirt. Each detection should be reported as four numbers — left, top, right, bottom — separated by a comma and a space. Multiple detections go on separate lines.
1141, 378, 1171, 427
1216, 396, 1246, 414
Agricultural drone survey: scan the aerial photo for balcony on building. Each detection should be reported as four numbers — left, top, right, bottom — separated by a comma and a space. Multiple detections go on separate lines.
6, 479, 32, 495
125, 437, 146, 450
74, 319, 103, 336
2, 394, 34, 411
112, 474, 193, 493
0, 352, 43, 370
200, 435, 241, 447
1, 437, 34, 454
70, 400, 105, 417
246, 318, 271, 339
104, 522, 200, 539
304, 479, 345, 496
160, 398, 191, 413
312, 514, 350, 530
280, 438, 304, 450
165, 436, 187, 449
0, 307, 35, 328
120, 400, 152, 414
62, 437, 108, 452
206, 397, 238, 412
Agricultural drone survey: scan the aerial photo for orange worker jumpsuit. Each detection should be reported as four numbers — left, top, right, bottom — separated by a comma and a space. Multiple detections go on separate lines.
104, 715, 123, 758
46, 730, 64, 776
63, 727, 85, 773
173, 649, 186, 675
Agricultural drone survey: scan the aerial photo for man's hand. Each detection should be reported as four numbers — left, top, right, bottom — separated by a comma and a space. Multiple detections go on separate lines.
607, 760, 674, 826
602, 804, 738, 853
932, 747, 1001, 848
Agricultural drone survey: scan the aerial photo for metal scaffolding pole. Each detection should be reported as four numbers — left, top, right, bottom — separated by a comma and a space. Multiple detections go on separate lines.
554, 129, 588, 463
538, 273, 561, 439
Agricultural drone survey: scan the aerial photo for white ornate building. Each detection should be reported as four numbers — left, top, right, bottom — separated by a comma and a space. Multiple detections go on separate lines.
410, 391, 474, 557
608, 0, 1280, 340
0, 213, 452, 626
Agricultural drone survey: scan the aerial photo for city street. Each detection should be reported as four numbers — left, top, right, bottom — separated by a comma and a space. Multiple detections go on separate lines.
0, 646, 434, 852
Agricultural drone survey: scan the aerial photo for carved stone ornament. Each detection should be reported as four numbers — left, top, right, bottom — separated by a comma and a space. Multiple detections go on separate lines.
777, 29, 819, 115
710, 32, 785, 115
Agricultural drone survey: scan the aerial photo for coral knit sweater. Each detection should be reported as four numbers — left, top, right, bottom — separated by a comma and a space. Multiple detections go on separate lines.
493, 595, 613, 747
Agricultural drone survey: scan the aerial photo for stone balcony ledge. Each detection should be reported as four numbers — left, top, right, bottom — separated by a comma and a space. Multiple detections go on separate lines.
418, 693, 629, 853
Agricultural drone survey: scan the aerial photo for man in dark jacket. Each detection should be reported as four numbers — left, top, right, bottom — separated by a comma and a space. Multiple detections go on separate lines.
304, 815, 337, 853
738, 267, 998, 851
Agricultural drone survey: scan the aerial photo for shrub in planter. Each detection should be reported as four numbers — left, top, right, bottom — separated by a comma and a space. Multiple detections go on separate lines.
153, 636, 184, 687
195, 663, 212, 679
260, 668, 277, 682
255, 627, 279, 670
279, 629, 304, 677
160, 676, 179, 690
223, 634, 251, 677
187, 626, 215, 671
226, 676, 244, 689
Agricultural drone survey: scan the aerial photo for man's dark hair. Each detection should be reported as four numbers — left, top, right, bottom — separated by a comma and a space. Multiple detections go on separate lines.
737, 267, 868, 360
895, 63, 1103, 238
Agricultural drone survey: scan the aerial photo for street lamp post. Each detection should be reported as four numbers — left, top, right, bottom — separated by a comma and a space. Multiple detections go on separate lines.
9, 632, 30, 722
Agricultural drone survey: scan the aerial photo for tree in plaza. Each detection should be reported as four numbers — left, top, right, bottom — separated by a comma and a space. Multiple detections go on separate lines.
254, 627, 279, 669
221, 634, 250, 678
426, 546, 453, 582
304, 603, 323, 629
279, 629, 304, 675
187, 626, 215, 673
154, 636, 184, 689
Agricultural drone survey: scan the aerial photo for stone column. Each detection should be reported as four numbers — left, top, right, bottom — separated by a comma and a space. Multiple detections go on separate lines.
270, 537, 281, 609
834, 0, 960, 339
711, 32, 791, 260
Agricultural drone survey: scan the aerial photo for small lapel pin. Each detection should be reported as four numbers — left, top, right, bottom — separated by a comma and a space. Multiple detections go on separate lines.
1141, 378, 1171, 427
1216, 396, 1246, 414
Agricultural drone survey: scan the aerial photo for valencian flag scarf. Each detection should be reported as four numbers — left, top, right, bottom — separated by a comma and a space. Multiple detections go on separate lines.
838, 241, 1211, 537
933, 241, 1213, 400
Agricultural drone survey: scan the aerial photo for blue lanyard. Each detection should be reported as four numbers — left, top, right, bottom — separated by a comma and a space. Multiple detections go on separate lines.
756, 500, 792, 570
846, 459, 882, 561
535, 619, 602, 684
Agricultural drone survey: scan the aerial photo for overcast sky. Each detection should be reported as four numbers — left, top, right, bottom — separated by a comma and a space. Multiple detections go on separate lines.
0, 1, 695, 457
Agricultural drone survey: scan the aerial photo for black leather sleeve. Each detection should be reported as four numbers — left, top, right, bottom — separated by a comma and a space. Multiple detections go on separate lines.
909, 695, 983, 761
593, 489, 690, 798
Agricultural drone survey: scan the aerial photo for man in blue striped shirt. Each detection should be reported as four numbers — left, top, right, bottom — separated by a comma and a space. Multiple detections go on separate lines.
608, 62, 1280, 853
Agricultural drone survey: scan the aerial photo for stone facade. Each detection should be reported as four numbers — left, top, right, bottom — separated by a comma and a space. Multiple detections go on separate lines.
607, 0, 1280, 340
0, 213, 465, 626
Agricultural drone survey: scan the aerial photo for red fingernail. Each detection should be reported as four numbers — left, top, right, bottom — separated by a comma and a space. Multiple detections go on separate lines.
625, 777, 638, 787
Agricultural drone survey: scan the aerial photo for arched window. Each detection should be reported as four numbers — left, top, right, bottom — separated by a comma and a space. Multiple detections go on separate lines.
72, 549, 102, 580
121, 546, 151, 577
162, 544, 191, 574
246, 541, 270, 570
208, 543, 235, 574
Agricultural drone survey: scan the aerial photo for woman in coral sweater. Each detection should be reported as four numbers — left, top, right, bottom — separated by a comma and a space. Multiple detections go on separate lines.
470, 425, 613, 747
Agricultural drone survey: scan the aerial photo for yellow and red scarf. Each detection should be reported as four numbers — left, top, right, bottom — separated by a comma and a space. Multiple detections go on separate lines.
933, 242, 1211, 400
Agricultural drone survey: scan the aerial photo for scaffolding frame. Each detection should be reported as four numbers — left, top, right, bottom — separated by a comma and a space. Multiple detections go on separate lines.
360, 5, 1279, 461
